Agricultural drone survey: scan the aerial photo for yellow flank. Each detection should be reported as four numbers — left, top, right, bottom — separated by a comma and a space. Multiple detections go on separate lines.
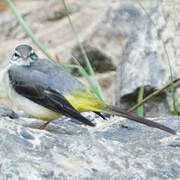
65, 90, 106, 112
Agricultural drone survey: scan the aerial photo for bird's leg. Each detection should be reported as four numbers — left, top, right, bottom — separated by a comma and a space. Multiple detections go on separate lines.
39, 120, 53, 129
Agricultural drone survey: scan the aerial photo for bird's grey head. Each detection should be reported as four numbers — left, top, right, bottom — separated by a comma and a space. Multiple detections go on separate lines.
10, 44, 38, 66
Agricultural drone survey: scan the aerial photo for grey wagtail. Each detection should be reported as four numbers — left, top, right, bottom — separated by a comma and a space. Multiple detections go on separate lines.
5, 44, 176, 134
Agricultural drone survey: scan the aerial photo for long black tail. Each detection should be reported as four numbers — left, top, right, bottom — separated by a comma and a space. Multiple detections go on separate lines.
105, 105, 176, 135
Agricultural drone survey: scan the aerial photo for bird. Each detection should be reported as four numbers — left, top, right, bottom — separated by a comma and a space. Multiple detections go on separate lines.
5, 44, 176, 135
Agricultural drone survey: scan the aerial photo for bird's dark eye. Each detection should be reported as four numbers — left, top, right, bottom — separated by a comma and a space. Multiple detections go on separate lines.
14, 52, 20, 58
12, 52, 21, 60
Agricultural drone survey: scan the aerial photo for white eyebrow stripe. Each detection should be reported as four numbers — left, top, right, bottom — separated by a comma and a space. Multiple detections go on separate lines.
14, 50, 21, 56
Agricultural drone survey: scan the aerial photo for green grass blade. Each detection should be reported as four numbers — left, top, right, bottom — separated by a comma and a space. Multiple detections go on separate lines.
171, 84, 180, 115
71, 56, 104, 98
61, 0, 105, 101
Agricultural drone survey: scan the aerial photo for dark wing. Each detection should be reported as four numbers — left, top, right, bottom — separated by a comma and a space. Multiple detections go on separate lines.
9, 74, 95, 127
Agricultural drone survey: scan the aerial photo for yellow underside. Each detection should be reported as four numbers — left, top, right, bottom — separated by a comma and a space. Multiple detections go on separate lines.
65, 90, 105, 112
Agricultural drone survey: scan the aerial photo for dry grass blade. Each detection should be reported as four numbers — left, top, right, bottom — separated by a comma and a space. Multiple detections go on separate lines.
136, 85, 144, 117
129, 76, 180, 112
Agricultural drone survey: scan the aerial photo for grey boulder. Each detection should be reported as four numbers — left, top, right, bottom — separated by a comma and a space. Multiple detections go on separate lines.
0, 110, 179, 179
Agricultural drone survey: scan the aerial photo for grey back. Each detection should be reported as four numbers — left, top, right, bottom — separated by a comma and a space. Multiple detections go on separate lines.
9, 58, 85, 95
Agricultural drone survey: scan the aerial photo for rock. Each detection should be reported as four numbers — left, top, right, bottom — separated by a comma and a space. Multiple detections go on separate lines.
111, 1, 180, 115
0, 105, 18, 118
70, 45, 116, 75
0, 109, 179, 179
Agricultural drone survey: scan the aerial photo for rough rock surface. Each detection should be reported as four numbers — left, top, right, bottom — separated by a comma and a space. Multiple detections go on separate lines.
112, 0, 180, 115
0, 107, 179, 179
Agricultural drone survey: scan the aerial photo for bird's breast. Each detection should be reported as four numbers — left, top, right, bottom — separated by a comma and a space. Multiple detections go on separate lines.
5, 72, 60, 120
